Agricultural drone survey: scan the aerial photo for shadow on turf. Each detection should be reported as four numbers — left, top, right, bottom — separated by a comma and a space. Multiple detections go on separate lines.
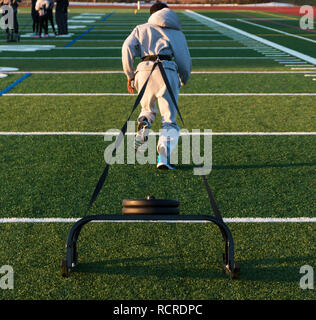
74, 255, 315, 282
177, 162, 316, 171
74, 255, 225, 279
233, 255, 316, 283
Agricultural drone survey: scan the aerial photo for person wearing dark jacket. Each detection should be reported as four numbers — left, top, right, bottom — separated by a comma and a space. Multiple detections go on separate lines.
55, 0, 68, 35
0, 0, 21, 42
31, 0, 39, 35
46, 0, 56, 35
35, 0, 49, 37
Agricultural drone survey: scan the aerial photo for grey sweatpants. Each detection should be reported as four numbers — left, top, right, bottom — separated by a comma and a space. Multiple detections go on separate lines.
134, 60, 181, 158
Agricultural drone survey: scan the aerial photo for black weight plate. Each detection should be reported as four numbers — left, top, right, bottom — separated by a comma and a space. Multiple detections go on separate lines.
122, 199, 179, 208
122, 206, 180, 215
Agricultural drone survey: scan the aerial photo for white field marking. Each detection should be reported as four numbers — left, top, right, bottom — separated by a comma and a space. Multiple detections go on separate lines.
285, 64, 314, 67
0, 67, 19, 71
185, 10, 316, 66
80, 13, 105, 16
238, 19, 316, 44
5, 71, 315, 74
273, 58, 302, 60
72, 15, 102, 19
64, 25, 87, 30
291, 67, 316, 70
0, 217, 315, 223
0, 132, 315, 136
0, 45, 55, 52
0, 73, 8, 78
68, 19, 96, 23
278, 61, 311, 64
21, 33, 74, 38
304, 74, 316, 77
4, 93, 316, 97
275, 60, 304, 63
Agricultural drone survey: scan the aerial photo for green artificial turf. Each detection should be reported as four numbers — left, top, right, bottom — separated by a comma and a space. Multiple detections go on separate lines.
0, 95, 315, 132
0, 7, 315, 301
0, 135, 315, 219
0, 222, 315, 300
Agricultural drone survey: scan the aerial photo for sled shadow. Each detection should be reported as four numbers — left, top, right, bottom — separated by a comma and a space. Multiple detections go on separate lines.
74, 254, 314, 283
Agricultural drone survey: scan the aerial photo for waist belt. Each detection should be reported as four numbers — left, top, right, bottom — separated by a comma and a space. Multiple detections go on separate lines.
142, 55, 172, 62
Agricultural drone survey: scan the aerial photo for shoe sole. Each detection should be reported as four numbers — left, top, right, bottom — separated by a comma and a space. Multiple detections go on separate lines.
157, 164, 175, 170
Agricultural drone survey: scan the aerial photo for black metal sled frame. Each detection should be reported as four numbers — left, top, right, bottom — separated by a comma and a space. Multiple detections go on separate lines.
61, 214, 240, 279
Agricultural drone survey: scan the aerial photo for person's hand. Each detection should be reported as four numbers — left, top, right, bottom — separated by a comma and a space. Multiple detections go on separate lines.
127, 79, 135, 94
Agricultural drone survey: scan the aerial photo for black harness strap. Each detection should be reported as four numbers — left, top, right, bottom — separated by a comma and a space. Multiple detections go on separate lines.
87, 59, 224, 223
87, 61, 158, 210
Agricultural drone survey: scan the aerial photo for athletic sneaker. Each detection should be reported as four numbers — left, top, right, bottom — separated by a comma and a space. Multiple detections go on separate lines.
157, 154, 175, 170
134, 117, 151, 152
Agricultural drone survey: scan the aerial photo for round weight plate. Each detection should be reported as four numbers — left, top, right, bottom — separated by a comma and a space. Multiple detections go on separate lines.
122, 199, 179, 208
122, 206, 180, 215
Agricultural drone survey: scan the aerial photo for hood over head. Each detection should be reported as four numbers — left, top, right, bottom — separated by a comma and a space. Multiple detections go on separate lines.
148, 8, 181, 31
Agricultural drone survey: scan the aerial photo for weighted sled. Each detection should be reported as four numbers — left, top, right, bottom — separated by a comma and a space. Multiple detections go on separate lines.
122, 196, 179, 215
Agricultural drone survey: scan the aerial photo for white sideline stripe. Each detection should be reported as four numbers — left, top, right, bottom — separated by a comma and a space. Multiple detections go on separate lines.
0, 217, 315, 223
0, 132, 315, 136
3, 93, 316, 96
185, 10, 316, 66
238, 19, 316, 44
291, 67, 316, 70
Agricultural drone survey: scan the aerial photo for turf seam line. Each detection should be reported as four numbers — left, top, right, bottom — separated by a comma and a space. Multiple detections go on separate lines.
0, 73, 32, 96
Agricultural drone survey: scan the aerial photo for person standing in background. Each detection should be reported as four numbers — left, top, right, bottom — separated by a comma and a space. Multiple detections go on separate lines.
46, 0, 56, 35
1, 0, 21, 42
55, 0, 68, 35
35, 0, 49, 38
31, 0, 39, 36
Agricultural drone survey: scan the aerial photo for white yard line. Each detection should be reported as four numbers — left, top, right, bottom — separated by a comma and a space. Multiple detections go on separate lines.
0, 217, 315, 223
238, 19, 316, 44
185, 10, 316, 66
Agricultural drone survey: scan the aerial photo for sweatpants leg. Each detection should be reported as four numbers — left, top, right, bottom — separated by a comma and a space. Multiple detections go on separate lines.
134, 65, 180, 159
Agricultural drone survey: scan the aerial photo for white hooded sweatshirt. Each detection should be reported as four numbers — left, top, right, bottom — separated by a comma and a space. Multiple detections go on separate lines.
122, 8, 191, 85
